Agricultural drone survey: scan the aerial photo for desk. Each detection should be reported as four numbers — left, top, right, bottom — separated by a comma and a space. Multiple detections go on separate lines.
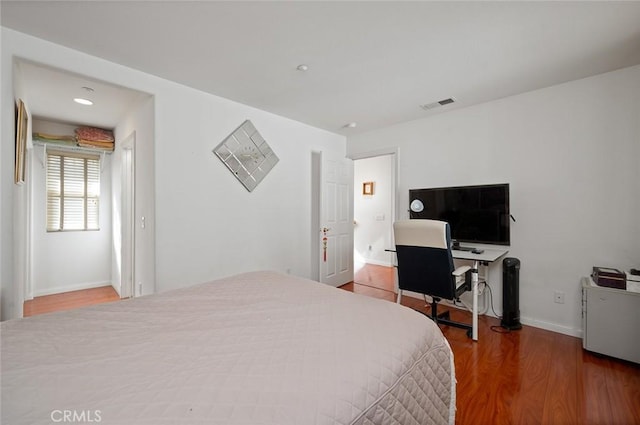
452, 248, 508, 341
387, 246, 508, 341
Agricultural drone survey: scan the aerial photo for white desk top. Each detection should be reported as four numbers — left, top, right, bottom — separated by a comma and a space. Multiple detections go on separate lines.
386, 247, 509, 263
452, 248, 509, 263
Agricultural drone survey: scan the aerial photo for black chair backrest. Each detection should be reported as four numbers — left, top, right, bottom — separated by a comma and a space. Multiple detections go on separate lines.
393, 220, 456, 300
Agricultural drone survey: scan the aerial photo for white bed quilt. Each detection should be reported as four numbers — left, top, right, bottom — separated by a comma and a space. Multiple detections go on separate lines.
1, 271, 454, 424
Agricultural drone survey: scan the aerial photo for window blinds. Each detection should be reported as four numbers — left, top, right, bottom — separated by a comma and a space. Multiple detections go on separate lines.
46, 151, 100, 231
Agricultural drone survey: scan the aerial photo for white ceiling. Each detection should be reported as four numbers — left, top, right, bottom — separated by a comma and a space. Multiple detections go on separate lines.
3, 1, 640, 135
16, 60, 149, 128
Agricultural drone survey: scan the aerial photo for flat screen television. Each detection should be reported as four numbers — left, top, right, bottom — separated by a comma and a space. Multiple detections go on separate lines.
409, 183, 510, 246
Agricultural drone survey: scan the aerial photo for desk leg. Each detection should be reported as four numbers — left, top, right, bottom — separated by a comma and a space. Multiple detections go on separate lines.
472, 260, 479, 341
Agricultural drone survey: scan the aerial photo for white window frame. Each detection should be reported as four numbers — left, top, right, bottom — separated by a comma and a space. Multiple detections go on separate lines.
46, 150, 101, 232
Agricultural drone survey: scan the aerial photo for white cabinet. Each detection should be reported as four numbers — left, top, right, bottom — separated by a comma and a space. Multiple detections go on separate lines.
582, 277, 640, 363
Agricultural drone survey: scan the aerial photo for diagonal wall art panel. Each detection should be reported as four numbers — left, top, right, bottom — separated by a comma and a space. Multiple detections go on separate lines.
213, 120, 279, 192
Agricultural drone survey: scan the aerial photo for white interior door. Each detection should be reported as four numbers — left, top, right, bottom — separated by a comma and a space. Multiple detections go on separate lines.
120, 133, 135, 298
319, 152, 354, 287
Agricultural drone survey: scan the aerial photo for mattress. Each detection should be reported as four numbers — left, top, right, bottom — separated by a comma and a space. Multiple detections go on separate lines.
1, 271, 455, 424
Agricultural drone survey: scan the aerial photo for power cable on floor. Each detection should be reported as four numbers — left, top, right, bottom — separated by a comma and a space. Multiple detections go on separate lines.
483, 282, 511, 334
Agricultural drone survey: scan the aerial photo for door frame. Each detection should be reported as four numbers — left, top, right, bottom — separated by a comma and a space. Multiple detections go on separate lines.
349, 146, 399, 237
120, 132, 136, 298
349, 147, 399, 280
311, 151, 322, 281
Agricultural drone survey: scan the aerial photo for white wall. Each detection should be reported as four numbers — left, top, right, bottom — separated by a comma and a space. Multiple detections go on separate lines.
8, 60, 29, 318
347, 65, 640, 336
154, 99, 345, 291
1, 28, 346, 319
354, 155, 394, 267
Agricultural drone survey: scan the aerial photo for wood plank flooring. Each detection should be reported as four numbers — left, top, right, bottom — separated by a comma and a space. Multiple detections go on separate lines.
345, 263, 640, 425
23, 285, 120, 317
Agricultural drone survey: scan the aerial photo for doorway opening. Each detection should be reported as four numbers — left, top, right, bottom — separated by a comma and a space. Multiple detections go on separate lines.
352, 150, 397, 297
14, 60, 150, 318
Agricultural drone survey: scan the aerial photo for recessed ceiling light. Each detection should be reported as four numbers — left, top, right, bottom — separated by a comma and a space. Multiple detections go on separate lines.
344, 122, 357, 128
73, 98, 93, 106
296, 64, 309, 72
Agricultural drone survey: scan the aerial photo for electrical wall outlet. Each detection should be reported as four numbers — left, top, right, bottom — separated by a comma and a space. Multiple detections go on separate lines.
554, 291, 565, 304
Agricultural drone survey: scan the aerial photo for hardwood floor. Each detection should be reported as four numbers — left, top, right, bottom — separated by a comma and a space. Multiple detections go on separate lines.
23, 286, 120, 317
345, 263, 640, 425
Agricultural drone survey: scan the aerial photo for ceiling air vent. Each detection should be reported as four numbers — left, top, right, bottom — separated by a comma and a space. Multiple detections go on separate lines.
420, 97, 456, 111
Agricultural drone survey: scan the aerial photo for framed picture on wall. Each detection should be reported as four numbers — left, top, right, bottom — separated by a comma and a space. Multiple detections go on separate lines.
362, 181, 374, 195
14, 99, 27, 184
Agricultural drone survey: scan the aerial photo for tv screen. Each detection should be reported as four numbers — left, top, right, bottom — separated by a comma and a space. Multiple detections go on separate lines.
409, 183, 510, 246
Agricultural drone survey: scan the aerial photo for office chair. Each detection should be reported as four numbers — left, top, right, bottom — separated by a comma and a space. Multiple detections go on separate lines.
393, 219, 474, 337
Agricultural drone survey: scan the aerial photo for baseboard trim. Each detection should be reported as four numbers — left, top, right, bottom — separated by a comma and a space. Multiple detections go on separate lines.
33, 281, 112, 297
401, 290, 582, 338
361, 259, 394, 267
520, 316, 582, 338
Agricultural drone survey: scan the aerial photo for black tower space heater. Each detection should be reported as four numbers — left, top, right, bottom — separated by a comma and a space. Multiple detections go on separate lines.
501, 257, 522, 330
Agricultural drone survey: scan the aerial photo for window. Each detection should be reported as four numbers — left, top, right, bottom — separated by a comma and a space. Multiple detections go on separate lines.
46, 151, 100, 231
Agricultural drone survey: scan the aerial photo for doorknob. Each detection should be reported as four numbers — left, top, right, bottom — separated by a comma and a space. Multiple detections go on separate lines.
321, 227, 330, 262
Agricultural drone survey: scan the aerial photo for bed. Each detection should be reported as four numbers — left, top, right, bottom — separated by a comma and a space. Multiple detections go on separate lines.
1, 271, 455, 424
